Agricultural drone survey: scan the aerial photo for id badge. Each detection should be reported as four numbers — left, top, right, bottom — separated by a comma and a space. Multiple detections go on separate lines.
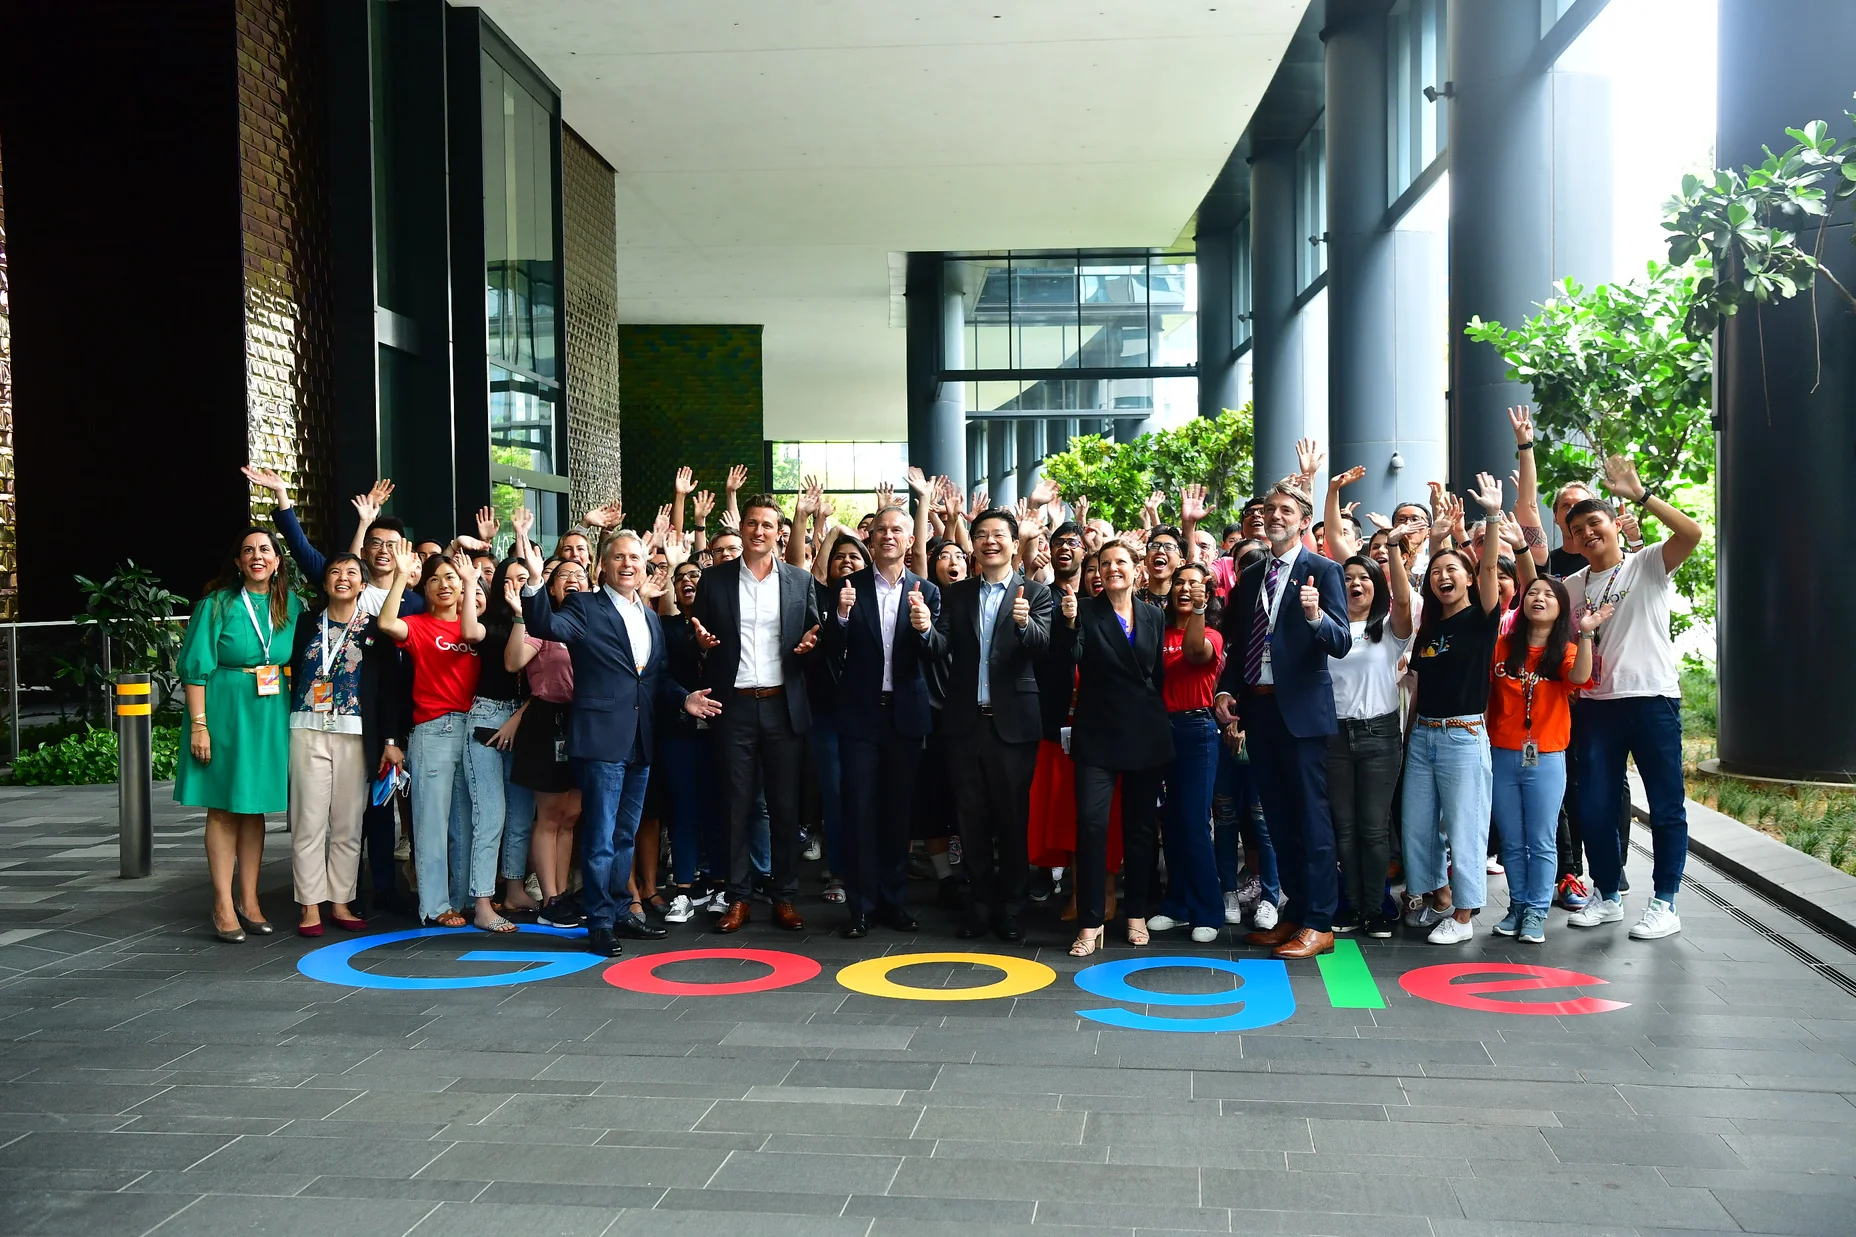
309, 678, 334, 713
1060, 725, 1073, 756
254, 664, 282, 697
553, 737, 568, 764
1521, 739, 1539, 768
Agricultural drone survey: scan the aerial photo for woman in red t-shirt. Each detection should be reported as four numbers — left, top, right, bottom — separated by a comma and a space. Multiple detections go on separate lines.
378, 546, 485, 927
1487, 575, 1609, 944
1147, 562, 1226, 942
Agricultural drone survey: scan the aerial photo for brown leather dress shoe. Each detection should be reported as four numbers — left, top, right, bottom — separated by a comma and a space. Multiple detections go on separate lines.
716, 899, 750, 933
772, 901, 805, 931
1273, 928, 1335, 959
1244, 921, 1301, 949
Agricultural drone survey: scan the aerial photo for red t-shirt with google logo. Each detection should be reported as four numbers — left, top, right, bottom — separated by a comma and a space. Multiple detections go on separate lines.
396, 613, 481, 723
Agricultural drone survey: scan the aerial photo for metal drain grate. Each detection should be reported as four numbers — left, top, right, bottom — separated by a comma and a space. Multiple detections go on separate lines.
1632, 839, 1856, 999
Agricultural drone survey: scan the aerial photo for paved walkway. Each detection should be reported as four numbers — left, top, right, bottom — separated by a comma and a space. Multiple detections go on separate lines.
2, 783, 1854, 1236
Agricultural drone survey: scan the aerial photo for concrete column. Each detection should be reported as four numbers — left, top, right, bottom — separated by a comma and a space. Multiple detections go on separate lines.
905, 252, 966, 494
1196, 225, 1243, 422
1447, 0, 1551, 499
1249, 140, 1303, 487
1714, 0, 1856, 781
1016, 419, 1044, 498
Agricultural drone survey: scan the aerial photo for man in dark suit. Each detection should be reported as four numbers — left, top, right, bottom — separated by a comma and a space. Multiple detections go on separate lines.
686, 493, 822, 933
936, 508, 1052, 941
1213, 481, 1350, 960
523, 529, 722, 957
821, 504, 947, 938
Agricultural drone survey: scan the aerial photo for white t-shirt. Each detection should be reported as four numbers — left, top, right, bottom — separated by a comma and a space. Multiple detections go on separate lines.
1329, 619, 1414, 721
1567, 545, 1678, 700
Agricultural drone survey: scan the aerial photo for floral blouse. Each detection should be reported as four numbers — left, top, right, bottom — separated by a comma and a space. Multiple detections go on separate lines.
289, 609, 369, 735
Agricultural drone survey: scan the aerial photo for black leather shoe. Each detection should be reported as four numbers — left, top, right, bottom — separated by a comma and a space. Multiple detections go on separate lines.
955, 912, 990, 940
876, 906, 919, 932
995, 916, 1024, 943
586, 927, 622, 957
614, 915, 668, 940
841, 915, 870, 940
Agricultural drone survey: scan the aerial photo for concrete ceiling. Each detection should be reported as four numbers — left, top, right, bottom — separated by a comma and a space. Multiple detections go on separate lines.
476, 1, 1310, 440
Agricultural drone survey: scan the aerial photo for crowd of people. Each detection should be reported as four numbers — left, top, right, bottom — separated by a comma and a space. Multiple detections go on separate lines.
174, 404, 1703, 961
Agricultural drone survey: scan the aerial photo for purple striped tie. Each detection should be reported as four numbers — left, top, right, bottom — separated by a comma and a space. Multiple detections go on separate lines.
1244, 557, 1281, 685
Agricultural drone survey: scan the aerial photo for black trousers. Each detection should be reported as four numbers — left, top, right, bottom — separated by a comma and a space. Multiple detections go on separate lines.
362, 800, 397, 897
949, 716, 1039, 919
719, 693, 804, 900
839, 699, 922, 915
1244, 692, 1338, 933
1074, 762, 1164, 931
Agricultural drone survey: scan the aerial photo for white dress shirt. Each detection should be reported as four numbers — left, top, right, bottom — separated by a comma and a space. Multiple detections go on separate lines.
1256, 544, 1322, 686
603, 585, 653, 673
871, 567, 906, 691
735, 560, 785, 688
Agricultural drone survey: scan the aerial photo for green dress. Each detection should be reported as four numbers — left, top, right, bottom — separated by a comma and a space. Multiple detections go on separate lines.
173, 588, 303, 814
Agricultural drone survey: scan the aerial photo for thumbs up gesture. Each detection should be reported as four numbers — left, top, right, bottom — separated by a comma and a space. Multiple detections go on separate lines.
1011, 585, 1030, 629
1299, 573, 1321, 621
837, 577, 856, 621
908, 582, 932, 632
1060, 584, 1078, 627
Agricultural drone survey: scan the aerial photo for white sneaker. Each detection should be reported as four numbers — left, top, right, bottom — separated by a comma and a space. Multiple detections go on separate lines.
1402, 893, 1445, 929
1486, 856, 1505, 876
523, 874, 543, 903
662, 894, 694, 924
1427, 916, 1474, 945
1568, 896, 1624, 927
802, 835, 823, 862
1628, 897, 1682, 940
708, 891, 730, 915
1223, 890, 1244, 925
1190, 926, 1220, 944
1147, 914, 1183, 932
1252, 899, 1279, 931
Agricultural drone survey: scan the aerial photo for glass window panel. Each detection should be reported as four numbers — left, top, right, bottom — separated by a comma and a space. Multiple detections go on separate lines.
1296, 118, 1328, 291
970, 380, 1023, 414
822, 442, 855, 492
854, 442, 907, 490
489, 364, 557, 475
1011, 258, 1079, 369
1233, 226, 1253, 346
1077, 260, 1146, 369
1149, 256, 1197, 367
948, 258, 1008, 371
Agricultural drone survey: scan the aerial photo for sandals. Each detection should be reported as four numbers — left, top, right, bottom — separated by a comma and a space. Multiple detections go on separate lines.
474, 915, 518, 934
1126, 918, 1150, 947
1068, 928, 1105, 957
822, 879, 846, 905
434, 910, 468, 928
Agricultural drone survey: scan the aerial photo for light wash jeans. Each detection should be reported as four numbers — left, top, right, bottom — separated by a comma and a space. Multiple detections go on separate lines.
409, 712, 469, 922
457, 697, 513, 899
501, 744, 534, 881
1493, 746, 1565, 912
1401, 714, 1492, 912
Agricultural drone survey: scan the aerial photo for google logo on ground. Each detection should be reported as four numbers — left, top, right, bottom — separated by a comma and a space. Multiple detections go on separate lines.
299, 927, 1629, 1030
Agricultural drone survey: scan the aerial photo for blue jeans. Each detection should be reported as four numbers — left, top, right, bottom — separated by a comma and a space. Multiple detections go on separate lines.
1575, 695, 1687, 902
573, 751, 652, 930
408, 713, 470, 922
1160, 712, 1224, 929
1401, 715, 1492, 911
1213, 747, 1278, 901
501, 744, 534, 881
1493, 747, 1565, 912
455, 697, 513, 900
810, 711, 845, 874
660, 728, 719, 887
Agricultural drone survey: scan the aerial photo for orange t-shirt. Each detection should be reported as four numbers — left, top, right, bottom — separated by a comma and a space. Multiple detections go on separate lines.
1487, 637, 1589, 753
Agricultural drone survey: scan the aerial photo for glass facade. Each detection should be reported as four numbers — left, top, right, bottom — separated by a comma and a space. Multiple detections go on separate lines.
1388, 0, 1449, 204
768, 440, 907, 522
945, 253, 1197, 375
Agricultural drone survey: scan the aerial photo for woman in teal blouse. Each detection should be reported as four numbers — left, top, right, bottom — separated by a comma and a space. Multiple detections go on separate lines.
176, 527, 303, 941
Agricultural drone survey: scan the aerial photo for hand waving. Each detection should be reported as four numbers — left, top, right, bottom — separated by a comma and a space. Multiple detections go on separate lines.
674, 466, 696, 496
474, 505, 498, 541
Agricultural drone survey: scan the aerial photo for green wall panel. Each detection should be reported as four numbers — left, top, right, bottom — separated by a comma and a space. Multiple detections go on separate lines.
616, 324, 763, 528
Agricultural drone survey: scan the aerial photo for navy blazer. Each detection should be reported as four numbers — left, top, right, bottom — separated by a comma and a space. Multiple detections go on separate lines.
820, 565, 946, 740
1215, 546, 1351, 739
686, 556, 821, 734
936, 572, 1051, 746
522, 586, 688, 764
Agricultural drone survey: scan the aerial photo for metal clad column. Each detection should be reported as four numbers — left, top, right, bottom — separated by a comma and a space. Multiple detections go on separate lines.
1249, 141, 1302, 486
1447, 0, 1551, 499
1197, 226, 1242, 422
1325, 0, 1399, 517
1715, 0, 1856, 781
905, 252, 967, 494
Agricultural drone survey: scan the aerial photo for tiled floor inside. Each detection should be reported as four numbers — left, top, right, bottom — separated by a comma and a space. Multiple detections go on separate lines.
2, 782, 1855, 1236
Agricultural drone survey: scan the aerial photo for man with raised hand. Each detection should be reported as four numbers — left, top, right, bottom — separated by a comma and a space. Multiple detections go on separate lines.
822, 504, 948, 939
686, 492, 822, 934
937, 508, 1053, 942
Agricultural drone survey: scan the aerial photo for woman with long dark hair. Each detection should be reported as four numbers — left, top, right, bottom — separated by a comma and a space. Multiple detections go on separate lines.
452, 556, 528, 932
807, 534, 868, 905
177, 527, 303, 941
1488, 576, 1607, 943
1145, 562, 1225, 943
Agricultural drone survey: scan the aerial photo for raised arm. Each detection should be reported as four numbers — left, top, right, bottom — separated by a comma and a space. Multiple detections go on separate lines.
906, 467, 934, 578
375, 546, 419, 642
452, 551, 486, 644
1179, 483, 1213, 564
789, 477, 819, 570
1385, 518, 1420, 640
690, 489, 715, 554
1603, 455, 1703, 574
503, 576, 539, 671
1508, 406, 1549, 567
1180, 575, 1214, 663
1499, 513, 1537, 588
723, 464, 748, 526
1467, 472, 1505, 614
672, 467, 695, 538
1323, 467, 1366, 561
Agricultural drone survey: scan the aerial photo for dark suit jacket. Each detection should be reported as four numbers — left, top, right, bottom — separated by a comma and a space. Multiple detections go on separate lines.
820, 565, 946, 739
1215, 546, 1351, 738
1051, 593, 1174, 770
686, 556, 821, 734
522, 586, 687, 764
936, 572, 1051, 745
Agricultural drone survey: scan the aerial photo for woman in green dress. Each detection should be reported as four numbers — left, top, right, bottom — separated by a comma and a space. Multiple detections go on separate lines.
176, 527, 303, 941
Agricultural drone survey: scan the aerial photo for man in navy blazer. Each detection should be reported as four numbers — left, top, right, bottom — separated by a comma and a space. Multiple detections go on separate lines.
1214, 481, 1351, 960
820, 504, 947, 937
524, 529, 721, 957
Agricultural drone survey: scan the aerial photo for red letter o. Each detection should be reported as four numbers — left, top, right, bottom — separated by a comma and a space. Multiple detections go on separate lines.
602, 948, 819, 996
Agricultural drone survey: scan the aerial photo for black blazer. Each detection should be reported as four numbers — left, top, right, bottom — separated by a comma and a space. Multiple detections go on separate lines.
936, 572, 1052, 745
820, 565, 946, 739
523, 586, 687, 764
1215, 546, 1350, 739
286, 610, 406, 771
1051, 593, 1174, 771
687, 556, 821, 734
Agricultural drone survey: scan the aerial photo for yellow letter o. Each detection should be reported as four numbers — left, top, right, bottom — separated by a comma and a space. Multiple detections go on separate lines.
835, 952, 1056, 1001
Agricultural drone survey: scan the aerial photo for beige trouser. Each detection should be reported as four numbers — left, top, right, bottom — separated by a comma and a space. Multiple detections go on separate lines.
290, 727, 367, 904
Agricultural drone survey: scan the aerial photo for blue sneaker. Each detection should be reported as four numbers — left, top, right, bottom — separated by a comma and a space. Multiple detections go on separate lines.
1493, 905, 1524, 937
1554, 875, 1590, 911
1519, 907, 1548, 943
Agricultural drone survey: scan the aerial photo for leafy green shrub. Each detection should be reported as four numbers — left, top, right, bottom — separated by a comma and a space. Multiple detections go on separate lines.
11, 725, 181, 786
1040, 405, 1254, 528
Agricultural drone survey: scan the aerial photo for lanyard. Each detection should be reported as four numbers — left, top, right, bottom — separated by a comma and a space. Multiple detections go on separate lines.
319, 612, 356, 678
240, 590, 274, 660
1584, 561, 1624, 641
1521, 664, 1538, 736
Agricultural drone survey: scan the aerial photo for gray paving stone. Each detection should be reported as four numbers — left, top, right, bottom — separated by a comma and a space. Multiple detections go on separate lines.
139, 1192, 439, 1237
654, 1186, 852, 1216
404, 1199, 622, 1236
1449, 1174, 1738, 1228
1201, 1166, 1463, 1217
420, 1140, 725, 1188
0, 1188, 202, 1236
697, 1099, 923, 1137
709, 1149, 902, 1194
605, 1208, 869, 1235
